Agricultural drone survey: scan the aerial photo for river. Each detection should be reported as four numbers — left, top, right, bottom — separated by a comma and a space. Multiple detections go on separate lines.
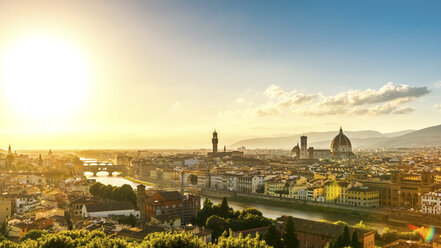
88, 174, 411, 233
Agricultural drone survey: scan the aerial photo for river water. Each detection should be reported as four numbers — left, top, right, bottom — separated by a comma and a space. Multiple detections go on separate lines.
88, 175, 412, 232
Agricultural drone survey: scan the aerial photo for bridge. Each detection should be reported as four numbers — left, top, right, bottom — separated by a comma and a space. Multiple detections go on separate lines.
80, 161, 129, 176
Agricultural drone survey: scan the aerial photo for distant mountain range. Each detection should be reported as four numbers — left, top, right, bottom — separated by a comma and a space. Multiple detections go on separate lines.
230, 124, 441, 149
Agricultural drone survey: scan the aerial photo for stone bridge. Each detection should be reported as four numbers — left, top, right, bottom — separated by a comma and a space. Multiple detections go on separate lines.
82, 163, 129, 176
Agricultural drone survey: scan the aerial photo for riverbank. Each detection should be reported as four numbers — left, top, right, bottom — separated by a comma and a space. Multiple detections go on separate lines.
123, 176, 156, 187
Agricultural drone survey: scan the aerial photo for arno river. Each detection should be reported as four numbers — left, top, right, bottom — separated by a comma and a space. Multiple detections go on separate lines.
88, 174, 410, 233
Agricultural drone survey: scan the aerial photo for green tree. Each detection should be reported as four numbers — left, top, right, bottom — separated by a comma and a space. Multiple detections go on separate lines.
89, 182, 103, 196
342, 225, 351, 247
206, 215, 228, 241
0, 222, 8, 237
195, 199, 216, 226
282, 216, 298, 248
20, 230, 48, 241
218, 197, 230, 218
189, 174, 198, 185
263, 224, 282, 248
351, 231, 361, 248
141, 231, 204, 248
213, 232, 270, 248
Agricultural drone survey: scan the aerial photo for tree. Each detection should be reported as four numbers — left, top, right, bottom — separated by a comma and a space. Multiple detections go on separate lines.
219, 197, 230, 218
0, 222, 8, 237
89, 182, 103, 196
141, 231, 204, 248
189, 174, 198, 185
214, 232, 270, 248
206, 215, 228, 241
351, 231, 361, 248
195, 198, 216, 226
282, 216, 299, 248
263, 224, 282, 248
342, 225, 351, 247
20, 230, 48, 241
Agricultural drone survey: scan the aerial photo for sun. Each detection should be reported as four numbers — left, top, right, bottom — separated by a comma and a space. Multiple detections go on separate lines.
1, 36, 90, 119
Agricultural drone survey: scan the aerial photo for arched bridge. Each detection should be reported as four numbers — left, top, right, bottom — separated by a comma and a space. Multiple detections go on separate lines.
81, 161, 129, 176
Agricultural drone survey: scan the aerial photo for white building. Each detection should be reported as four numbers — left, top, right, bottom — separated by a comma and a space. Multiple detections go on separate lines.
16, 195, 41, 214
82, 201, 139, 218
17, 173, 46, 185
210, 175, 223, 190
252, 176, 265, 193
422, 191, 441, 214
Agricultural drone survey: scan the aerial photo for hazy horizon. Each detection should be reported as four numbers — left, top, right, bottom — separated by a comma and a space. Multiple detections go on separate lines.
1, 0, 441, 149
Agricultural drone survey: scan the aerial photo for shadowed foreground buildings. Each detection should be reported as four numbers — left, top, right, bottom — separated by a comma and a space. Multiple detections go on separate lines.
276, 216, 375, 248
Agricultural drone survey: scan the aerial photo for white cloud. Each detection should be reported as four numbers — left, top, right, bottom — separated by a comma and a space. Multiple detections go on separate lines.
434, 104, 441, 112
220, 82, 430, 118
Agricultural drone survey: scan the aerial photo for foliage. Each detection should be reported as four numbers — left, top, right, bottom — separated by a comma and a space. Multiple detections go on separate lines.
20, 230, 48, 241
89, 182, 137, 207
212, 232, 270, 248
351, 230, 360, 248
206, 216, 229, 241
263, 224, 282, 248
333, 221, 348, 226
282, 216, 299, 248
116, 214, 138, 227
327, 226, 354, 248
377, 227, 419, 243
0, 229, 273, 248
189, 175, 198, 185
0, 222, 8, 237
195, 198, 272, 241
140, 231, 204, 248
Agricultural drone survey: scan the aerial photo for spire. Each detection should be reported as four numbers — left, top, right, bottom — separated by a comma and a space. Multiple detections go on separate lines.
339, 126, 343, 134
8, 144, 11, 155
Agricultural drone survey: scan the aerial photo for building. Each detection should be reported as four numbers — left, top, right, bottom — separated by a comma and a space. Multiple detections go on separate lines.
82, 201, 138, 218
330, 127, 354, 159
422, 191, 441, 214
324, 181, 350, 204
137, 185, 147, 224
291, 135, 331, 160
145, 191, 200, 224
276, 216, 375, 248
0, 200, 11, 222
236, 175, 253, 193
390, 171, 434, 210
207, 130, 244, 158
347, 187, 379, 208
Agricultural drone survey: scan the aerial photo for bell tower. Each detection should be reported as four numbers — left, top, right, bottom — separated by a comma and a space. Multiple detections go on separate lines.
212, 130, 218, 153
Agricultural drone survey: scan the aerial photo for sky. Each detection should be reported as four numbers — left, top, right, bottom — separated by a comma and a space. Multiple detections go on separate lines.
0, 0, 441, 149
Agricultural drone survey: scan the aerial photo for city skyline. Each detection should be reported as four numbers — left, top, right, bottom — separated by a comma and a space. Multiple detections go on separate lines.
1, 0, 441, 149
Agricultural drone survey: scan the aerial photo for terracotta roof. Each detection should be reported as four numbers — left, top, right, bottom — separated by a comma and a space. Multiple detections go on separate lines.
331, 128, 352, 149
157, 191, 182, 201
85, 201, 135, 213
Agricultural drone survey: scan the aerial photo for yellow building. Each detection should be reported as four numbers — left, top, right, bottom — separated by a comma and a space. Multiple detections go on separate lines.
324, 181, 350, 204
0, 200, 12, 222
265, 180, 290, 197
347, 187, 379, 208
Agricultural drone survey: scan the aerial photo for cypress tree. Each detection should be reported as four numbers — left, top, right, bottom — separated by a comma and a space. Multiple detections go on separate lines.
282, 216, 299, 248
351, 231, 361, 248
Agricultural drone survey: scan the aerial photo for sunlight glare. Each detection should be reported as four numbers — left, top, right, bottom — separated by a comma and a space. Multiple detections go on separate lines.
1, 36, 90, 119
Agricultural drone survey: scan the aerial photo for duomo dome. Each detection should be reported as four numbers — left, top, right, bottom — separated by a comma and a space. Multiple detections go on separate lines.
331, 127, 352, 155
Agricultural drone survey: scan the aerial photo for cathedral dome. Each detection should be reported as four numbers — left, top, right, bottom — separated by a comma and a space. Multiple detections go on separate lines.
331, 127, 352, 151
291, 143, 300, 153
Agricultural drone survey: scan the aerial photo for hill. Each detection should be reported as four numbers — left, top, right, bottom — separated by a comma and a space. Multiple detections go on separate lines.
230, 129, 418, 149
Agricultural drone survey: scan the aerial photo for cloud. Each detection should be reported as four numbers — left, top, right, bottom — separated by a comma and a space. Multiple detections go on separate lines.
434, 104, 441, 112
220, 82, 430, 118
